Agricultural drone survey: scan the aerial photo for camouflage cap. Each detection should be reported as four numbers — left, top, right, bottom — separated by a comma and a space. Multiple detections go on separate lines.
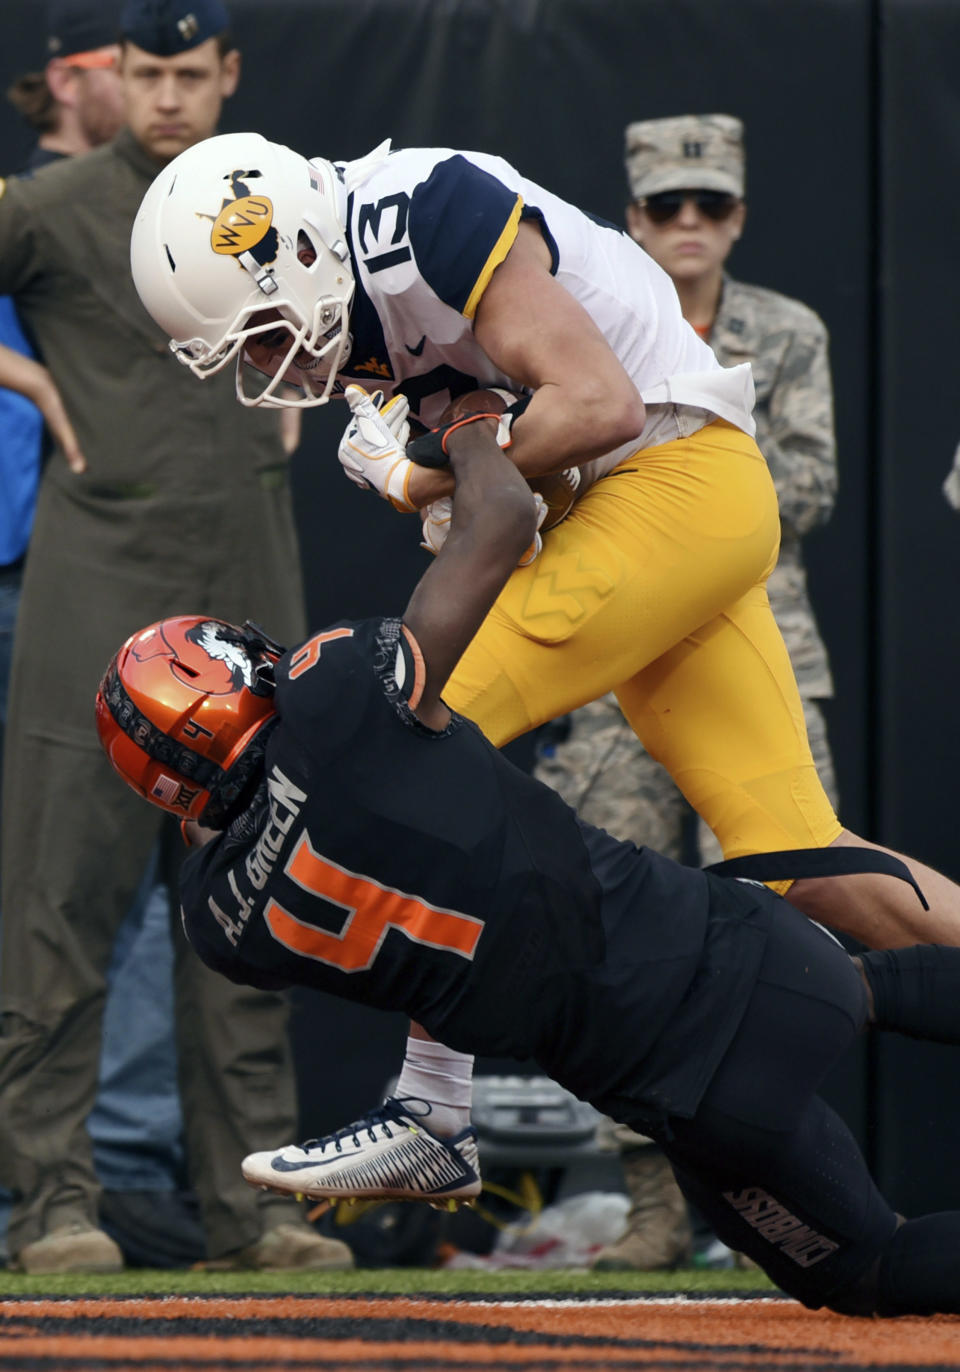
119, 0, 230, 56
625, 114, 745, 200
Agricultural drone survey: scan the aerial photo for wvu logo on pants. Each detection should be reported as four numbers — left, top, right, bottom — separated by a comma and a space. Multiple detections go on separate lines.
519, 549, 616, 634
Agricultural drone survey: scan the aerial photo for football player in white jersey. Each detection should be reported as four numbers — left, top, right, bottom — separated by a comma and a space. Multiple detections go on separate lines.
129, 133, 960, 1195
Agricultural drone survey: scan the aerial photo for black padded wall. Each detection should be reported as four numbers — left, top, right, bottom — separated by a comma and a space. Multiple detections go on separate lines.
870, 0, 960, 1215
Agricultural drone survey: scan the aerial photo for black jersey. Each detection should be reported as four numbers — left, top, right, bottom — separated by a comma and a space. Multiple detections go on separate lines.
181, 616, 773, 1127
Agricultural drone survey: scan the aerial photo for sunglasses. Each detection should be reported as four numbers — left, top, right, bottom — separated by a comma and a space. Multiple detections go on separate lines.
641, 190, 739, 225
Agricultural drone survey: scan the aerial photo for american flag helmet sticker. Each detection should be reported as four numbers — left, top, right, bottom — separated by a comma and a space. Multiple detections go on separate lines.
152, 773, 186, 806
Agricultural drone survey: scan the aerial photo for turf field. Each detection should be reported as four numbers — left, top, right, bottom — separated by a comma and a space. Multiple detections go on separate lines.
1, 1267, 958, 1370
0, 1265, 770, 1299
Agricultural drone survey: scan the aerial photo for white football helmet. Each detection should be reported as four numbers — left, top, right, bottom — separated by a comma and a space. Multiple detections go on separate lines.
130, 132, 355, 407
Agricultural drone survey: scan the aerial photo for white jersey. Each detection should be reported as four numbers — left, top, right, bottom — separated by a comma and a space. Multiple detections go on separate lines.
327, 144, 755, 479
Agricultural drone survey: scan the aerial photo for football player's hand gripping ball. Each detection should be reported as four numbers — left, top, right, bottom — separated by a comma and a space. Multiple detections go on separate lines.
421, 491, 548, 565
337, 385, 415, 511
419, 496, 453, 556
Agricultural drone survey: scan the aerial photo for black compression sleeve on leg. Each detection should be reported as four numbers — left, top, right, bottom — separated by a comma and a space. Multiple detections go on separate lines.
876, 1214, 960, 1315
860, 945, 960, 1043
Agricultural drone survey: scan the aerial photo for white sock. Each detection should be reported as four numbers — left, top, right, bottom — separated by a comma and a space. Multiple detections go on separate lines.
393, 1037, 475, 1137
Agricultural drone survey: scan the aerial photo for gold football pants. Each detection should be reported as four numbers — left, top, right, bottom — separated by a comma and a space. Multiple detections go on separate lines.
445, 419, 843, 864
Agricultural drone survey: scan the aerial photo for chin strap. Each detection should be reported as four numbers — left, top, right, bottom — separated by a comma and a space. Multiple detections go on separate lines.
237, 250, 279, 296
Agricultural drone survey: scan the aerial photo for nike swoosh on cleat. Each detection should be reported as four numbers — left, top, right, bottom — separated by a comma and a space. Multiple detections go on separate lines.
405, 336, 426, 356
269, 1149, 366, 1172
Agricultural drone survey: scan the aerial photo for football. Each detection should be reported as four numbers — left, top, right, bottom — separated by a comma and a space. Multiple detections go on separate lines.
439, 389, 579, 531
440, 388, 514, 422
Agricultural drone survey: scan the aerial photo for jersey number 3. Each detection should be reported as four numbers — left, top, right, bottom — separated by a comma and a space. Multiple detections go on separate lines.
264, 832, 484, 972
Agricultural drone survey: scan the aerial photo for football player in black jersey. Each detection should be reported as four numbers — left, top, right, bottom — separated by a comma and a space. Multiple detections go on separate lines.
97, 391, 960, 1317
130, 133, 960, 1287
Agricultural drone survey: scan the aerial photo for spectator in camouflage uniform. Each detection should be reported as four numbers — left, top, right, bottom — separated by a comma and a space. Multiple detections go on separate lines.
535, 114, 839, 1271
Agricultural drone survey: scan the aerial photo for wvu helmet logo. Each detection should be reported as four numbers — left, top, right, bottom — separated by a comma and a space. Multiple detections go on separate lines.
204, 170, 279, 267
211, 195, 273, 255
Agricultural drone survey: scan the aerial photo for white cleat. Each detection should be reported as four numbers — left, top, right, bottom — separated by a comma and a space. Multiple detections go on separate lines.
242, 1097, 481, 1204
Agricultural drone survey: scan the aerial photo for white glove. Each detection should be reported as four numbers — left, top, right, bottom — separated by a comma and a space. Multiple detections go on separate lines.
419, 497, 453, 555
420, 492, 548, 565
338, 385, 415, 511
517, 492, 549, 567
381, 388, 410, 448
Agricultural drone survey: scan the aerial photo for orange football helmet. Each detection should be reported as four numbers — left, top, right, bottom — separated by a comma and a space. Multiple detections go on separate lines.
95, 615, 282, 827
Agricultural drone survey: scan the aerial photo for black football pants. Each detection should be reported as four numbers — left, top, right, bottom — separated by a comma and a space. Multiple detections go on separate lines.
655, 904, 947, 1313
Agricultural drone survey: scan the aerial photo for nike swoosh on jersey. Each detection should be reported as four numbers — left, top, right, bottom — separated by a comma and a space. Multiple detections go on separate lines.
270, 1149, 365, 1172
405, 336, 427, 356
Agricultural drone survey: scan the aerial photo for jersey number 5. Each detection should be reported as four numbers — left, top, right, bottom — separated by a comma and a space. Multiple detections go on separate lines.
264, 831, 484, 972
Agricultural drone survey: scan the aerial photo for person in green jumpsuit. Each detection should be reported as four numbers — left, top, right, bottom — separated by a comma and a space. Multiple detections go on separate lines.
0, 0, 351, 1275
